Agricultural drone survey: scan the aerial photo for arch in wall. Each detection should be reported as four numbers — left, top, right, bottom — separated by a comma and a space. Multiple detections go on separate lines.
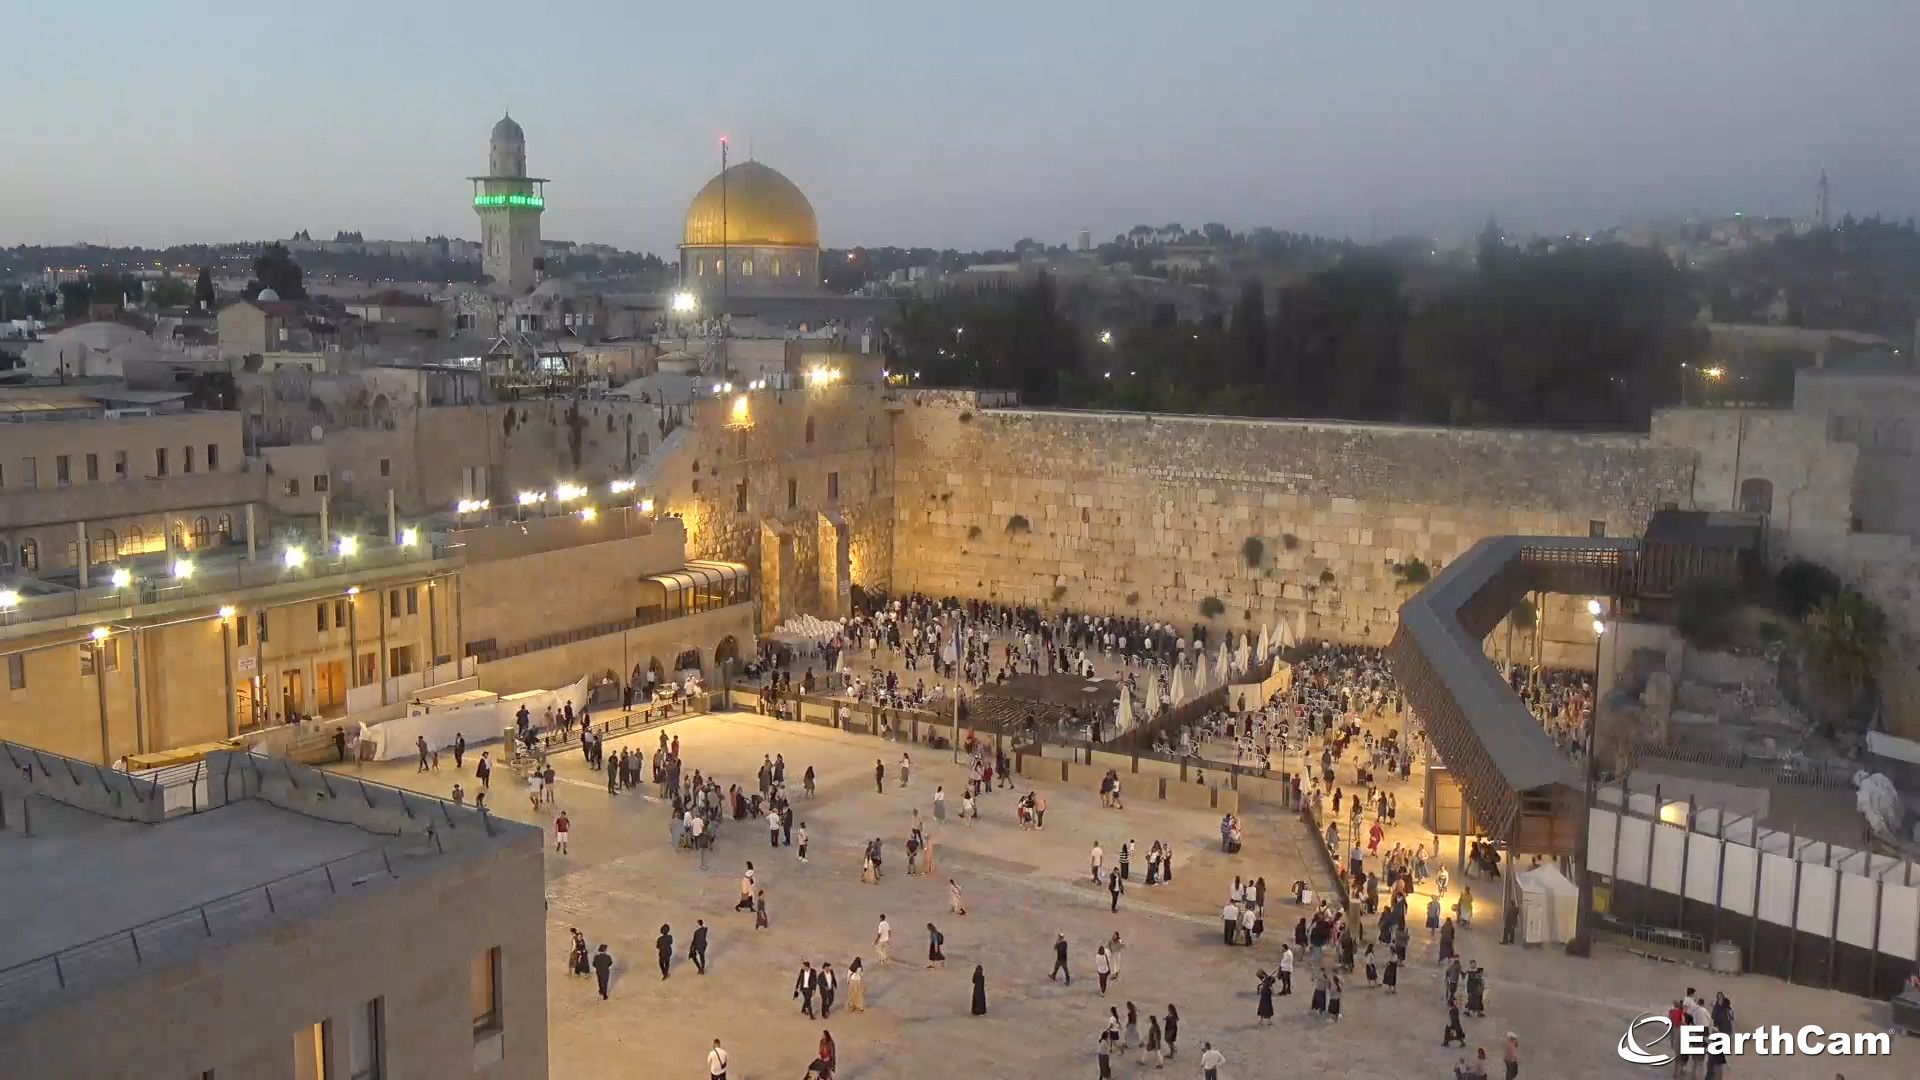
1738, 477, 1775, 515
714, 635, 741, 670
192, 516, 211, 549
673, 648, 702, 673
125, 526, 143, 555
19, 539, 38, 571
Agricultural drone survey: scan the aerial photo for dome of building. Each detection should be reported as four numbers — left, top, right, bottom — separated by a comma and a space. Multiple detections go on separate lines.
491, 112, 525, 145
256, 287, 281, 302
683, 161, 819, 248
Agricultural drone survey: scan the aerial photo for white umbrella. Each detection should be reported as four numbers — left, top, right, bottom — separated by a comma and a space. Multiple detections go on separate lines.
1115, 685, 1133, 733
1237, 633, 1252, 672
1256, 623, 1271, 663
1145, 669, 1162, 717
1214, 641, 1232, 683
1278, 618, 1297, 649
1169, 665, 1187, 705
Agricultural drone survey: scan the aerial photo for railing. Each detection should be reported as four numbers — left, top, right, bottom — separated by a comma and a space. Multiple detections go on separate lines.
1633, 740, 1857, 789
467, 600, 753, 663
0, 845, 401, 1020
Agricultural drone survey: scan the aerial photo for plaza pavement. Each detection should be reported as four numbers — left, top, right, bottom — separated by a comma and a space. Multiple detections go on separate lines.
336, 711, 1910, 1079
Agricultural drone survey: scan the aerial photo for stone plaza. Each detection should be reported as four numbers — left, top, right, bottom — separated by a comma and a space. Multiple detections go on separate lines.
346, 709, 1907, 1079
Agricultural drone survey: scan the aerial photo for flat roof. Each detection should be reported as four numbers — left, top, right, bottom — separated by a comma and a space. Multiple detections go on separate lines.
0, 799, 386, 972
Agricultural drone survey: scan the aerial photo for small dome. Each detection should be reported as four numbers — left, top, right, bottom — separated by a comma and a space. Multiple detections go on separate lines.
491, 112, 524, 144
256, 287, 281, 302
683, 161, 819, 248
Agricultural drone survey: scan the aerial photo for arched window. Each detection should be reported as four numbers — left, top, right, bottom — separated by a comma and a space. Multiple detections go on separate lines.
695, 260, 704, 277
20, 539, 37, 571
192, 516, 211, 549
771, 258, 781, 277
125, 526, 143, 555
218, 514, 233, 540
741, 259, 753, 277
713, 259, 723, 278
91, 529, 116, 565
1738, 477, 1774, 515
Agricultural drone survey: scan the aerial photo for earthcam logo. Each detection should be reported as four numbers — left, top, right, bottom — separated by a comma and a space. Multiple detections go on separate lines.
1616, 1014, 1892, 1066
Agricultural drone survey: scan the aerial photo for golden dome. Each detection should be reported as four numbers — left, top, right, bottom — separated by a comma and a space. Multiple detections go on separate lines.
682, 161, 819, 248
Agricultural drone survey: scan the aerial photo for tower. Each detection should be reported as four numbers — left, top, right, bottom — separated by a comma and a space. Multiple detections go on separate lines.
1815, 168, 1830, 230
470, 112, 547, 295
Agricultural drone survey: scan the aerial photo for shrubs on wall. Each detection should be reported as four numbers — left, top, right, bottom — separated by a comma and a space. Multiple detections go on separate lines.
1241, 536, 1265, 567
967, 525, 982, 540
1318, 568, 1336, 585
1051, 584, 1068, 601
1006, 514, 1032, 534
1676, 576, 1739, 648
1199, 596, 1226, 618
1281, 533, 1299, 551
1125, 591, 1140, 606
1394, 557, 1431, 585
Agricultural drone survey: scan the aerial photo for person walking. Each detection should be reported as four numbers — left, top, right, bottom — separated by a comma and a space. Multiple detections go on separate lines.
1502, 1032, 1520, 1079
875, 914, 893, 964
797, 821, 810, 863
453, 731, 466, 769
794, 961, 818, 1018
1255, 970, 1276, 1025
554, 811, 570, 855
934, 785, 947, 823
1163, 1004, 1179, 1059
1145, 1014, 1165, 1069
592, 944, 614, 999
1222, 901, 1239, 945
926, 922, 947, 969
476, 751, 491, 789
1108, 868, 1124, 913
1199, 1042, 1225, 1080
655, 924, 674, 979
689, 920, 709, 974
874, 758, 885, 794
754, 890, 769, 930
1095, 945, 1112, 995
416, 735, 430, 772
1050, 933, 1071, 985
737, 863, 757, 911
846, 957, 867, 1012
1091, 841, 1105, 884
1278, 944, 1295, 995
949, 879, 967, 915
707, 1039, 729, 1080
969, 964, 987, 1016
819, 962, 838, 1018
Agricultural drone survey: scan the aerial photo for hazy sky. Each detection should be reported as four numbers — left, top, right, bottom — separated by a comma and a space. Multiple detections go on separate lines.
7, 1, 1917, 253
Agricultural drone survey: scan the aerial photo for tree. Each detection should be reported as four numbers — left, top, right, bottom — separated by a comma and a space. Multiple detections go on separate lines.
246, 242, 307, 299
194, 266, 216, 310
1802, 590, 1886, 732
1227, 280, 1269, 387
58, 281, 93, 317
148, 276, 193, 308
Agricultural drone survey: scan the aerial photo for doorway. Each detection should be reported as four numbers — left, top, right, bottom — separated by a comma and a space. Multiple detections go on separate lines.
280, 668, 307, 720
315, 660, 347, 715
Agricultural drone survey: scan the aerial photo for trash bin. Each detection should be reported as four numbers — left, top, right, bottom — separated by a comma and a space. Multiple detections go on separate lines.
1709, 940, 1742, 975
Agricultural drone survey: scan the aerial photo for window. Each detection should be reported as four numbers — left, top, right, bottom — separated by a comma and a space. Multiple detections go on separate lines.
1588, 520, 1606, 538
313, 475, 330, 493
357, 652, 377, 686
735, 480, 748, 513
114, 450, 127, 479
85, 452, 99, 482
388, 645, 415, 677
317, 603, 329, 633
389, 590, 401, 619
155, 448, 168, 476
292, 1019, 329, 1080
20, 457, 36, 488
82, 638, 119, 676
19, 540, 37, 571
406, 587, 418, 615
335, 600, 346, 627
257, 611, 270, 644
1739, 477, 1775, 515
56, 455, 70, 485
218, 515, 232, 540
0, 461, 5, 488
0, 540, 9, 565
787, 478, 797, 509
741, 259, 753, 276
827, 471, 839, 501
346, 998, 384, 1080
379, 458, 391, 478
192, 517, 210, 549
207, 444, 220, 470
284, 478, 301, 497
471, 947, 501, 1034
695, 260, 704, 276
8, 654, 24, 692
80, 644, 94, 678
125, 525, 143, 555
237, 612, 250, 646
184, 446, 196, 474
772, 258, 781, 277
805, 416, 815, 444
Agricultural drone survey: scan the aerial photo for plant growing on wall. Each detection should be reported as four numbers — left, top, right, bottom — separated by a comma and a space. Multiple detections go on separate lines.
1241, 536, 1265, 567
967, 525, 982, 540
1200, 596, 1226, 619
1281, 533, 1299, 551
1006, 514, 1032, 534
1394, 557, 1431, 585
1051, 584, 1068, 601
958, 411, 973, 423
1318, 568, 1336, 585
1125, 591, 1140, 606
1803, 589, 1887, 732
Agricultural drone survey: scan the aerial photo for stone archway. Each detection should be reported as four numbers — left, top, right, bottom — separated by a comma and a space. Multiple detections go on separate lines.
715, 635, 741, 672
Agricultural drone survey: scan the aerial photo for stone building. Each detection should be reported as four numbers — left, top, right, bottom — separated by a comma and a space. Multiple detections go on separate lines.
0, 748, 548, 1079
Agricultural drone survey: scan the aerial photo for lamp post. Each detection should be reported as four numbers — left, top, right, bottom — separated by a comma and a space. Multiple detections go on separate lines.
1568, 600, 1605, 957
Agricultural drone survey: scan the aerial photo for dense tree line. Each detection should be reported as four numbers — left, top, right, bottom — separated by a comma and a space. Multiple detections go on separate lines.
886, 240, 1704, 430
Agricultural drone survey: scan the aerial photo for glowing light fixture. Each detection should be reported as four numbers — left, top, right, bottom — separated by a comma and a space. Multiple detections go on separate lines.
555, 483, 587, 502
346, 585, 360, 596
172, 558, 194, 580
517, 490, 545, 506
110, 567, 133, 589
472, 193, 544, 209
0, 589, 19, 610
456, 498, 490, 514
1592, 619, 1607, 636
730, 395, 750, 423
1099, 329, 1114, 345
579, 506, 598, 522
670, 290, 698, 314
336, 535, 359, 557
399, 527, 419, 548
217, 605, 236, 619
610, 479, 636, 495
283, 546, 306, 569
639, 498, 655, 514
1587, 599, 1603, 616
90, 626, 110, 642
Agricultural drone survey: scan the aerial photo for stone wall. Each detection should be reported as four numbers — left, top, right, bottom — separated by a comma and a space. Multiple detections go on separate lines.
891, 403, 1693, 659
647, 385, 894, 630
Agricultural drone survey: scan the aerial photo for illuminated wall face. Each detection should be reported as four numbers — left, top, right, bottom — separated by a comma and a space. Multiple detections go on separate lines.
473, 193, 545, 209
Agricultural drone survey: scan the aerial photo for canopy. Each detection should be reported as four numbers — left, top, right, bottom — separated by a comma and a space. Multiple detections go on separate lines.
1516, 864, 1579, 945
1256, 624, 1271, 663
1169, 665, 1187, 705
1115, 685, 1133, 733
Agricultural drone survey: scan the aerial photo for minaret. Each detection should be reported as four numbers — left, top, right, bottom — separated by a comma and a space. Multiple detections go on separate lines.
1815, 169, 1830, 230
470, 112, 547, 295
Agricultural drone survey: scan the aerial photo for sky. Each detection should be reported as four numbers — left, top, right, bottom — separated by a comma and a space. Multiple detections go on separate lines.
5, 1, 1918, 254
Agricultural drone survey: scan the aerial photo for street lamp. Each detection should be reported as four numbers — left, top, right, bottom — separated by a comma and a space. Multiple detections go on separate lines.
110, 567, 132, 590
172, 558, 194, 580
1569, 604, 1606, 958
283, 546, 306, 569
336, 535, 359, 558
399, 527, 419, 548
0, 589, 19, 610
671, 290, 697, 314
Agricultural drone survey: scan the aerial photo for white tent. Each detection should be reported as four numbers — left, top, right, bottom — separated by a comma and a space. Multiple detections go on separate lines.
1115, 685, 1134, 733
1169, 665, 1187, 705
1516, 865, 1579, 945
1256, 624, 1271, 663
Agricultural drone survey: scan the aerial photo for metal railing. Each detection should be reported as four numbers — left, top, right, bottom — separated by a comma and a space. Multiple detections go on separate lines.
1633, 740, 1857, 789
467, 599, 753, 663
0, 845, 402, 1020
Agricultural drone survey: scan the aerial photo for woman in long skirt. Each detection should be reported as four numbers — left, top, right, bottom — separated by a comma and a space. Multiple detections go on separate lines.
1145, 1015, 1163, 1067
969, 965, 987, 1016
846, 958, 867, 1012
1309, 974, 1327, 1015
1327, 975, 1344, 1022
1163, 1004, 1179, 1058
1383, 956, 1399, 994
1364, 944, 1379, 987
1255, 971, 1276, 1025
